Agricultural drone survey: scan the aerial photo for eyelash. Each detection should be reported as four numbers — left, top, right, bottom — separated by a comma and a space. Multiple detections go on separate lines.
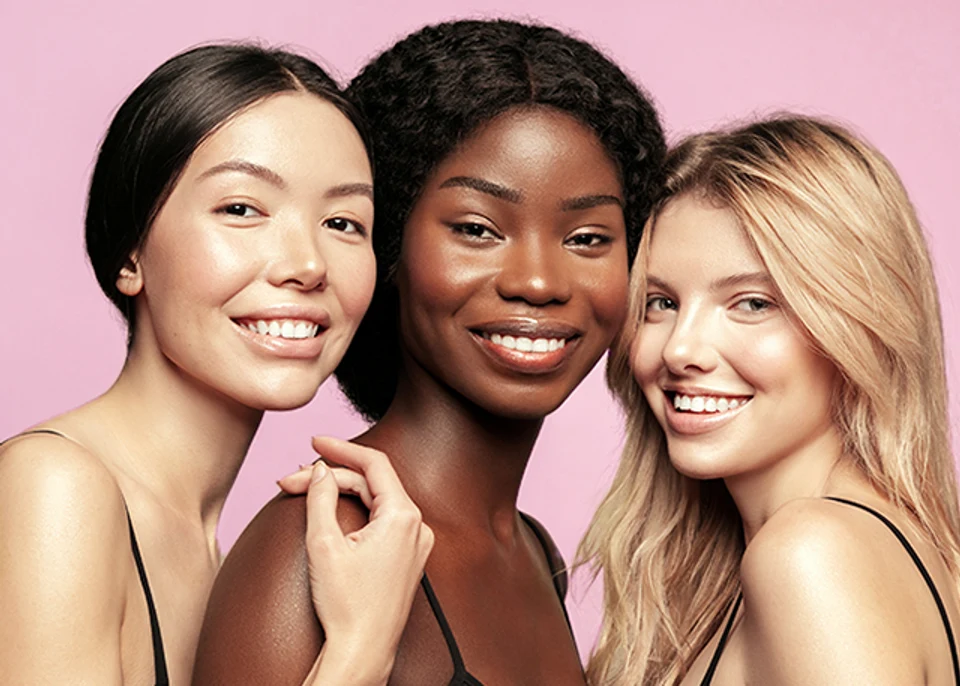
646, 295, 677, 312
324, 216, 367, 237
733, 296, 776, 313
567, 232, 612, 248
449, 222, 499, 240
216, 202, 261, 218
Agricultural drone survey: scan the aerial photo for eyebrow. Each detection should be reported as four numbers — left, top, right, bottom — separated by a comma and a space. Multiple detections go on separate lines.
198, 160, 286, 188
646, 271, 773, 292
325, 183, 374, 201
438, 176, 522, 203
559, 194, 624, 211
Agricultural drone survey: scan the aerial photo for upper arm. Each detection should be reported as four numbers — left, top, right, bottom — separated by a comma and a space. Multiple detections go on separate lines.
192, 493, 371, 685
0, 436, 129, 684
740, 500, 924, 685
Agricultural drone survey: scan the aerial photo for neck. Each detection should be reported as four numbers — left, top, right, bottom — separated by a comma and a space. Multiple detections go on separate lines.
93, 340, 262, 538
725, 425, 847, 543
360, 370, 544, 539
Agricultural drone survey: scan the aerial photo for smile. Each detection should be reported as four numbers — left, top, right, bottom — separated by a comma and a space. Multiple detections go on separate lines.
234, 318, 322, 340
481, 332, 568, 353
671, 393, 752, 414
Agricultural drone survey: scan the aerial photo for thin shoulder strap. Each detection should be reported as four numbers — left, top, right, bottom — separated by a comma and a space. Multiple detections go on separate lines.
699, 591, 742, 686
125, 506, 170, 686
826, 496, 960, 685
2, 429, 170, 685
420, 573, 468, 671
0, 428, 71, 445
518, 511, 568, 599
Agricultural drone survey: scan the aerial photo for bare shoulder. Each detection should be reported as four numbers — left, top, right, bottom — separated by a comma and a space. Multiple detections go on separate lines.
192, 492, 369, 685
0, 430, 128, 542
740, 498, 928, 684
0, 431, 130, 680
520, 511, 569, 598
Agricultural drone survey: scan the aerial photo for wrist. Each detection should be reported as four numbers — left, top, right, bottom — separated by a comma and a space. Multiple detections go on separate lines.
302, 638, 394, 686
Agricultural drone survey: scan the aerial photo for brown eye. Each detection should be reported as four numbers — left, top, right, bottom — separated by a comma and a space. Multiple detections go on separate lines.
324, 217, 366, 236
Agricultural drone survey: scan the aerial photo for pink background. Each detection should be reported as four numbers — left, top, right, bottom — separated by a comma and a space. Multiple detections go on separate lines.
3, 0, 958, 656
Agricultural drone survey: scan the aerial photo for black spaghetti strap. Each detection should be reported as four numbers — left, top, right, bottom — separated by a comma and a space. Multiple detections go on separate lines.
125, 508, 169, 686
699, 591, 741, 685
825, 497, 960, 685
421, 574, 468, 670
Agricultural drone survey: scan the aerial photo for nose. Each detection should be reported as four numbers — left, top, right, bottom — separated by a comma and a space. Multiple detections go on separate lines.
267, 216, 327, 291
495, 234, 571, 306
660, 305, 719, 375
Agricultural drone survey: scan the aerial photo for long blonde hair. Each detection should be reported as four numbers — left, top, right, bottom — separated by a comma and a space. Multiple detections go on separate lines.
577, 115, 959, 685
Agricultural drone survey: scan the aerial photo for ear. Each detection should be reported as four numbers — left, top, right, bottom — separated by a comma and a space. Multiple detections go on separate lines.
116, 253, 144, 297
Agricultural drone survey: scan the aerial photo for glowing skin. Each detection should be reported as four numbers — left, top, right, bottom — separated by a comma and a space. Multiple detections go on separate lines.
398, 108, 629, 420
124, 93, 376, 412
632, 196, 841, 519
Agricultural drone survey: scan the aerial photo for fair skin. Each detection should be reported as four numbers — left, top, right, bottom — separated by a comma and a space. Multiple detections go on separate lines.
0, 92, 431, 685
633, 195, 960, 685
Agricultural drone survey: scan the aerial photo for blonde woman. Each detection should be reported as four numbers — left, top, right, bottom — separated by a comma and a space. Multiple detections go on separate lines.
579, 116, 960, 685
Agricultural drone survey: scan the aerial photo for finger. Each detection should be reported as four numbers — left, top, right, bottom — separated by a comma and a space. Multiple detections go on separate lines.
277, 466, 313, 494
328, 467, 373, 509
310, 437, 411, 512
304, 462, 346, 554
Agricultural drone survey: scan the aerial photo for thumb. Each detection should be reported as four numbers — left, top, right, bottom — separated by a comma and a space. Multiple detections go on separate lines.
305, 462, 345, 555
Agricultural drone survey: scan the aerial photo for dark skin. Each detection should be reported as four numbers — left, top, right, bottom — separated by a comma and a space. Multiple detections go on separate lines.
192, 107, 630, 685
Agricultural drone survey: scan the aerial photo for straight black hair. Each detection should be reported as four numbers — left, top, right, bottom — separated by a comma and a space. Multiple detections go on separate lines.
85, 43, 370, 342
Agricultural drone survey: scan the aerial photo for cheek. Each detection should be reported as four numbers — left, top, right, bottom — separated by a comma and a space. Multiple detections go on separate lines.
631, 324, 663, 387
329, 244, 376, 326
585, 260, 630, 332
141, 224, 258, 308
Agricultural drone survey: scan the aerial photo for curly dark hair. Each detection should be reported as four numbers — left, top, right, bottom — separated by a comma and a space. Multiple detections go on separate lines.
336, 19, 666, 421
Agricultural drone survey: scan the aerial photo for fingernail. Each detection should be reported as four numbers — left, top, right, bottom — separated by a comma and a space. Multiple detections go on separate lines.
312, 462, 327, 483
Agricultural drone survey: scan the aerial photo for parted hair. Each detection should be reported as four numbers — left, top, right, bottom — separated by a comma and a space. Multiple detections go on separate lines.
85, 43, 369, 343
336, 18, 666, 421
577, 114, 960, 685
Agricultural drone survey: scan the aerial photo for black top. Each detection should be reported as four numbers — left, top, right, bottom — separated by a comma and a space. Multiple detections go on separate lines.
2, 429, 169, 685
420, 511, 577, 686
700, 497, 960, 686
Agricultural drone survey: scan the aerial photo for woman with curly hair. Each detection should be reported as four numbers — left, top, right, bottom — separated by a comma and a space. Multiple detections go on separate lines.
579, 116, 960, 685
193, 19, 664, 685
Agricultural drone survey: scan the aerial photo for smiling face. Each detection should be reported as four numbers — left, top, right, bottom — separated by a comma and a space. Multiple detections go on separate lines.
122, 92, 375, 411
395, 107, 629, 419
632, 195, 840, 481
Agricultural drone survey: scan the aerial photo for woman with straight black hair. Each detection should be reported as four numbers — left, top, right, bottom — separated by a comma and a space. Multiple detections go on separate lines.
194, 19, 665, 685
0, 43, 431, 685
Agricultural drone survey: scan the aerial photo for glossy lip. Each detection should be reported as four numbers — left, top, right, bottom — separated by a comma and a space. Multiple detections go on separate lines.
229, 304, 332, 360
468, 318, 582, 375
660, 388, 753, 436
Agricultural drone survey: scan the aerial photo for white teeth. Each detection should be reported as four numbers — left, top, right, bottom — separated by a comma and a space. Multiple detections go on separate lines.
672, 393, 750, 414
482, 332, 568, 353
242, 319, 321, 340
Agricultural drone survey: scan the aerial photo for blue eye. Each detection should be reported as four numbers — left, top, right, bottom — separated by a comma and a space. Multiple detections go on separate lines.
734, 297, 774, 313
646, 295, 677, 311
324, 217, 366, 236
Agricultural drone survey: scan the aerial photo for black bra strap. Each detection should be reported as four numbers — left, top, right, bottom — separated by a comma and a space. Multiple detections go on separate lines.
420, 574, 467, 670
125, 507, 169, 686
700, 591, 742, 685
825, 497, 960, 685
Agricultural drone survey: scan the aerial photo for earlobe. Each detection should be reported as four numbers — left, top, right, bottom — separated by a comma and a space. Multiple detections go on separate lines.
116, 255, 144, 297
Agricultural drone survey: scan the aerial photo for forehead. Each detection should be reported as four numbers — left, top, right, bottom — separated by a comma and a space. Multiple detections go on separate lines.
184, 92, 370, 182
647, 196, 766, 281
431, 106, 622, 195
